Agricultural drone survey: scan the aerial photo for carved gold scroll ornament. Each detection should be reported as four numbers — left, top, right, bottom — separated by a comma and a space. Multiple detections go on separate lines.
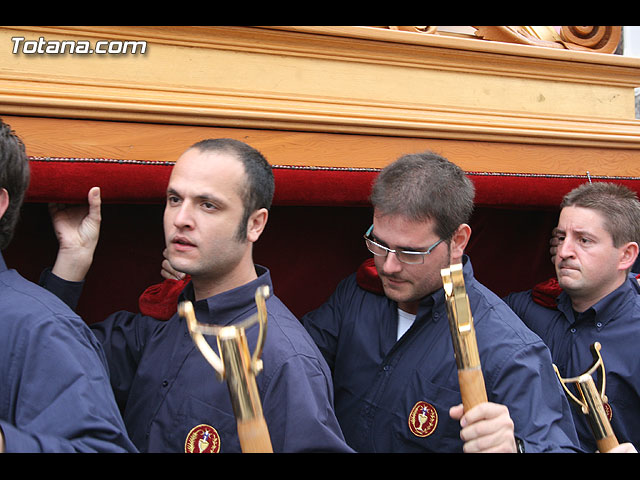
384, 26, 622, 54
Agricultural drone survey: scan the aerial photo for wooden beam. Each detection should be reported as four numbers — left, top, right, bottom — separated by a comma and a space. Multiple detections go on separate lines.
6, 115, 640, 177
1, 26, 639, 150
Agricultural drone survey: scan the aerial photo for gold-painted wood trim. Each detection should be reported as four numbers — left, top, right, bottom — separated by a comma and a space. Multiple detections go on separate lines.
1, 26, 639, 150
6, 115, 640, 178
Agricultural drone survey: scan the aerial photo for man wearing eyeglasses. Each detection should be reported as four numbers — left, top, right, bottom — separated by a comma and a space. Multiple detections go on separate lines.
302, 151, 582, 453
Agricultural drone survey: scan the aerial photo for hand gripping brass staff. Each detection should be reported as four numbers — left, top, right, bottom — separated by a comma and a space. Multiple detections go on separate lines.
178, 285, 273, 453
553, 342, 619, 452
441, 263, 488, 411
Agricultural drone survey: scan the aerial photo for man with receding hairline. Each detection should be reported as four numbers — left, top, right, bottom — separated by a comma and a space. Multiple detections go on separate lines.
505, 182, 640, 453
41, 138, 352, 453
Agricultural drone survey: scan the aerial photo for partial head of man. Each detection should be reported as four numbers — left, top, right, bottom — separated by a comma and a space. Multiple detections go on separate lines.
366, 151, 475, 313
555, 181, 640, 311
0, 119, 30, 251
163, 138, 274, 299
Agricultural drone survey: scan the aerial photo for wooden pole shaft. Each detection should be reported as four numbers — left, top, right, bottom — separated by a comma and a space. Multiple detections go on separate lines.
596, 434, 619, 453
458, 367, 488, 411
237, 417, 274, 453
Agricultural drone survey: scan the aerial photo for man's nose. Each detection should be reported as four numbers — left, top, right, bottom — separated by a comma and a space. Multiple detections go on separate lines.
557, 238, 575, 259
173, 203, 193, 229
382, 251, 403, 273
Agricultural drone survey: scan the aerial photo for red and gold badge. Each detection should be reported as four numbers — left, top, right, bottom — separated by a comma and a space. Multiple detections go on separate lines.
603, 402, 613, 422
185, 424, 221, 453
408, 401, 438, 438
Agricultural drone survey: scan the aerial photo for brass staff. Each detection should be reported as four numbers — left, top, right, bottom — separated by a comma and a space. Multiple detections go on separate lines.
553, 342, 618, 452
178, 285, 273, 453
441, 263, 488, 410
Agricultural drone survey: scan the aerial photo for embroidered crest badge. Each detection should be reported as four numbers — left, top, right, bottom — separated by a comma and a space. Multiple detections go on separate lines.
408, 401, 438, 438
603, 402, 613, 422
185, 424, 221, 453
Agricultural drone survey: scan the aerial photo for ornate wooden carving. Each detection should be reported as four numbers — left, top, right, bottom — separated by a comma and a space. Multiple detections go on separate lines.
0, 26, 637, 163
387, 26, 438, 34
384, 26, 622, 54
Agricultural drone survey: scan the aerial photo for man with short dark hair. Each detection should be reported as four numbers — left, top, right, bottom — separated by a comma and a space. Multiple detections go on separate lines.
42, 138, 352, 453
0, 118, 136, 453
505, 182, 640, 452
302, 151, 582, 453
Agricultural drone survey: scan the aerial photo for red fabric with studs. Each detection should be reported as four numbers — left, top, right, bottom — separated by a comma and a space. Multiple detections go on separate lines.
13, 157, 640, 324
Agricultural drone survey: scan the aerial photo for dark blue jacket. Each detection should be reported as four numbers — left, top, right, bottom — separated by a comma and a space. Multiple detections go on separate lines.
0, 253, 136, 452
41, 265, 351, 453
303, 257, 581, 452
505, 273, 640, 452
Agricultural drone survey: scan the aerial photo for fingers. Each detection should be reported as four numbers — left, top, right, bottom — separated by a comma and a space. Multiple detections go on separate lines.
161, 259, 185, 281
48, 187, 101, 225
605, 442, 637, 453
49, 187, 101, 253
161, 249, 186, 281
549, 227, 559, 264
87, 186, 102, 221
448, 404, 464, 421
49, 187, 102, 282
451, 402, 517, 453
48, 201, 68, 218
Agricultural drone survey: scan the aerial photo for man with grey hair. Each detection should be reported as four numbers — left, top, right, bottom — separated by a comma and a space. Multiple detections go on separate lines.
302, 151, 582, 453
505, 181, 640, 452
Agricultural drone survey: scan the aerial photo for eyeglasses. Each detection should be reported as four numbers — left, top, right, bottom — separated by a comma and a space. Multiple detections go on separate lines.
363, 225, 444, 265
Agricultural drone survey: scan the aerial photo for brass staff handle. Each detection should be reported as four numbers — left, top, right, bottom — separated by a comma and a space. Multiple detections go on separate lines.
178, 285, 273, 453
553, 342, 618, 452
442, 263, 487, 411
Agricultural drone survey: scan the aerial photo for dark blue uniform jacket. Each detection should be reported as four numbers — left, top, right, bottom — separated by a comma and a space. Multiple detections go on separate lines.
0, 253, 136, 452
41, 265, 352, 453
303, 257, 581, 452
505, 273, 640, 452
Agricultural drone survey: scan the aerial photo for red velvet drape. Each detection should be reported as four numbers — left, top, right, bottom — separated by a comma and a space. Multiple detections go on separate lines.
6, 158, 639, 324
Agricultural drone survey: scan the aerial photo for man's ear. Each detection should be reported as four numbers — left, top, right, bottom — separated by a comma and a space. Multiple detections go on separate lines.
619, 241, 639, 272
0, 188, 9, 220
449, 223, 471, 263
246, 208, 269, 243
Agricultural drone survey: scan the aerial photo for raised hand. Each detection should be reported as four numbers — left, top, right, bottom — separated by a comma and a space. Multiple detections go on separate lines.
50, 187, 102, 282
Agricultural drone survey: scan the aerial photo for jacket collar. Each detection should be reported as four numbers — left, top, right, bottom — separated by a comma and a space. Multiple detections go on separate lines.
178, 265, 273, 327
556, 273, 638, 328
421, 254, 474, 316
